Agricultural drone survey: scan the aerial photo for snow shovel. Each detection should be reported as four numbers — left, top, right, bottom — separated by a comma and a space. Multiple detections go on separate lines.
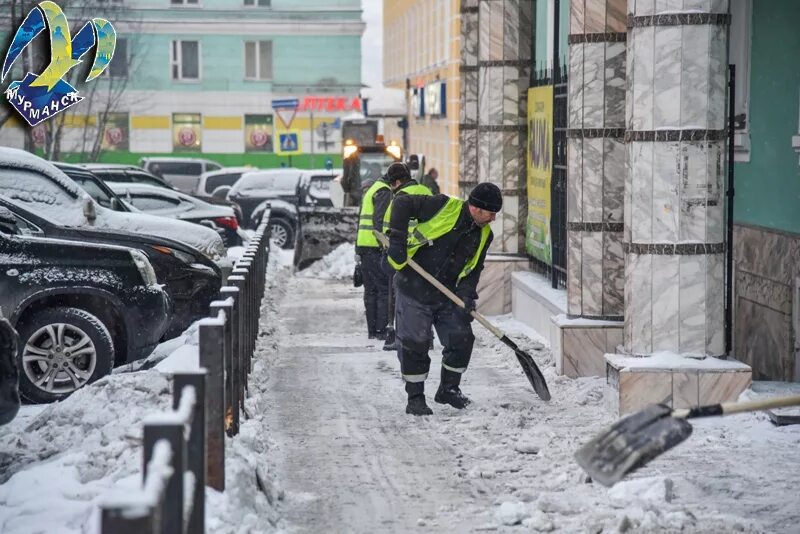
374, 232, 550, 401
574, 394, 800, 487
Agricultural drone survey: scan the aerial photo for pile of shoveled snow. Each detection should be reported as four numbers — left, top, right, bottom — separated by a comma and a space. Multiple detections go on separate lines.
296, 242, 355, 280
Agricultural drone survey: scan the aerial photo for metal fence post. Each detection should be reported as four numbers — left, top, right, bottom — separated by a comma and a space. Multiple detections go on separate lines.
173, 372, 206, 534
219, 286, 240, 435
198, 313, 225, 491
228, 274, 247, 410
101, 505, 156, 534
143, 424, 184, 534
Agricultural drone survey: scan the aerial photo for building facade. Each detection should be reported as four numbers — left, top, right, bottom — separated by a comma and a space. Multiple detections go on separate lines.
382, 0, 461, 195
0, 0, 364, 168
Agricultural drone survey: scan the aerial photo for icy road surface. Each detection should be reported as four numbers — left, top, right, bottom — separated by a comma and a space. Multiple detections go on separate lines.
257, 265, 800, 533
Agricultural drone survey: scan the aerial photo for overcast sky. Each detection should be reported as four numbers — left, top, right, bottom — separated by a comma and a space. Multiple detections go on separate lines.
361, 0, 383, 88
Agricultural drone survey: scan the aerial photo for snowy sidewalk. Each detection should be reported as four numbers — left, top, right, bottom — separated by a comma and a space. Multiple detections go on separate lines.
259, 264, 800, 533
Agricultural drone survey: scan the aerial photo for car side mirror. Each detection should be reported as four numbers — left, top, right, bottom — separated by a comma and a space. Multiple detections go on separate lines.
82, 196, 97, 222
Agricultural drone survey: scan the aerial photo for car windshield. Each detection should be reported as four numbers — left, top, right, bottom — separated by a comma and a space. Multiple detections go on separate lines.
205, 172, 243, 193
359, 153, 395, 183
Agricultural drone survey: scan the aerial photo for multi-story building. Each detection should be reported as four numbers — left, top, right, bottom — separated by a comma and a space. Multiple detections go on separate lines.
0, 0, 364, 168
382, 0, 461, 195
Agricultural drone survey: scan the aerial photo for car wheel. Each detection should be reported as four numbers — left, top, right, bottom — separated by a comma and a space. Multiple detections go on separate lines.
16, 307, 114, 403
270, 219, 295, 249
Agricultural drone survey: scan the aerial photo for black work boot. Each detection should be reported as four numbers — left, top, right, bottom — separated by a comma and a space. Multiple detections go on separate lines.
434, 369, 471, 409
382, 328, 398, 351
405, 381, 433, 416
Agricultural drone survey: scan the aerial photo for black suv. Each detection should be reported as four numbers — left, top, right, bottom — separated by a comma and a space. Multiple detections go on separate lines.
0, 196, 221, 338
0, 207, 170, 402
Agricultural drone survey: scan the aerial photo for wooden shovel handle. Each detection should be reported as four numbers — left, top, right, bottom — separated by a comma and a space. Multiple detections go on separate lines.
374, 231, 504, 340
673, 394, 800, 419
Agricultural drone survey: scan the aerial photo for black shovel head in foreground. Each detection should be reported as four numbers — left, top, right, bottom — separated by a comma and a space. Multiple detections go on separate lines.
574, 404, 693, 487
501, 335, 551, 401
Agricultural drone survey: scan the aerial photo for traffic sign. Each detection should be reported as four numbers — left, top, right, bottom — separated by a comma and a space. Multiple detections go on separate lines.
271, 98, 299, 129
276, 130, 302, 155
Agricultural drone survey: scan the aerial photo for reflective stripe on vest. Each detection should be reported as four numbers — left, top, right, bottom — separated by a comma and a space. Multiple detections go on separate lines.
387, 197, 491, 285
356, 180, 390, 247
382, 183, 432, 233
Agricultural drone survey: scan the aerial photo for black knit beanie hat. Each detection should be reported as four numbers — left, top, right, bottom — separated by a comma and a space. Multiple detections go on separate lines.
384, 162, 411, 183
468, 182, 503, 212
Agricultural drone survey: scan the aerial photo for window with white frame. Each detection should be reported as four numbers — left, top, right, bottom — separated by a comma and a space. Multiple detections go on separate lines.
171, 0, 199, 5
244, 0, 270, 5
171, 40, 200, 81
244, 40, 272, 80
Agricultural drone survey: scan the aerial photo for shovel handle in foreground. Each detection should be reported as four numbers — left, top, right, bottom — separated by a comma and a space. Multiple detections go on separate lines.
574, 393, 800, 487
375, 231, 551, 401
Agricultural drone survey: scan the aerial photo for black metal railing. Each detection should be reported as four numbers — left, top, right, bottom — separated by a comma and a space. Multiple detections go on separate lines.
530, 64, 568, 290
99, 221, 271, 533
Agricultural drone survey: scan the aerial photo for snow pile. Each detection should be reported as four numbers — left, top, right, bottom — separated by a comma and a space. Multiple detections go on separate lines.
296, 242, 355, 280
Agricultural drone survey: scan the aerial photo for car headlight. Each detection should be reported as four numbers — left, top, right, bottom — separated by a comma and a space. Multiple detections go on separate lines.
129, 249, 158, 287
150, 245, 196, 265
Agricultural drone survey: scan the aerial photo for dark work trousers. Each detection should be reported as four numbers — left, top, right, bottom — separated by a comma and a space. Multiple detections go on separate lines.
360, 249, 389, 335
395, 287, 475, 385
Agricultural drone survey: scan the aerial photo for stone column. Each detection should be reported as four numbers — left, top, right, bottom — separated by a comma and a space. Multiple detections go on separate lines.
567, 0, 627, 320
459, 0, 479, 191
624, 0, 729, 356
461, 0, 533, 253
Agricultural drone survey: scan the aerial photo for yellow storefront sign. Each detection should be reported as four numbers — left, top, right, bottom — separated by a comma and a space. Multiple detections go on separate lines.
526, 86, 553, 265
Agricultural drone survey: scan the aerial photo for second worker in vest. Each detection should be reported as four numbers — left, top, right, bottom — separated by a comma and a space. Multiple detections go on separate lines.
387, 182, 502, 416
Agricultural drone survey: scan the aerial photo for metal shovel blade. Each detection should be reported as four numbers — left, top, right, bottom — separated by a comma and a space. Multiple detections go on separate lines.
501, 335, 551, 401
574, 404, 693, 487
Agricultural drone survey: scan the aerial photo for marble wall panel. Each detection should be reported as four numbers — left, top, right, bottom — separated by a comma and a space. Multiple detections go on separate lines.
679, 141, 709, 243
624, 252, 633, 348
488, 67, 504, 125
500, 194, 521, 253
733, 224, 799, 286
585, 0, 606, 33
518, 69, 531, 118
519, 1, 533, 61
478, 1, 491, 62
672, 372, 699, 409
460, 128, 478, 183
620, 371, 673, 413
630, 0, 655, 16
705, 142, 724, 243
707, 22, 728, 131
698, 371, 752, 406
569, 44, 585, 129
679, 254, 707, 355
683, 0, 729, 14
605, 42, 627, 128
680, 25, 711, 129
630, 142, 654, 242
571, 0, 585, 34
503, 0, 520, 61
603, 230, 625, 316
582, 231, 604, 316
655, 0, 682, 13
735, 297, 793, 381
489, 0, 505, 61
582, 137, 604, 222
626, 252, 654, 354
488, 131, 505, 184
563, 327, 607, 377
479, 67, 491, 126
653, 26, 682, 129
651, 255, 680, 352
735, 270, 793, 316
463, 12, 479, 67
625, 29, 634, 129
503, 66, 520, 125
630, 26, 655, 131
606, 326, 623, 353
624, 142, 633, 242
705, 253, 725, 355
607, 0, 627, 32
568, 138, 583, 223
568, 229, 583, 315
651, 141, 680, 242
583, 43, 606, 128
503, 131, 520, 190
604, 138, 625, 223
462, 71, 479, 125
478, 131, 491, 183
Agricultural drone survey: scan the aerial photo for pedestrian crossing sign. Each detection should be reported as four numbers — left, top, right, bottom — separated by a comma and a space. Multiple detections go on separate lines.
276, 130, 302, 155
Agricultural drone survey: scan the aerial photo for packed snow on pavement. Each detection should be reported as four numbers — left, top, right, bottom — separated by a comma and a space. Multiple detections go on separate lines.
1, 244, 799, 533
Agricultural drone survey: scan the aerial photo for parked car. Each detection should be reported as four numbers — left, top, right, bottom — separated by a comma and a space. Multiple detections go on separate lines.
139, 157, 222, 194
227, 168, 304, 227
108, 183, 241, 247
79, 163, 244, 224
0, 196, 221, 338
0, 148, 226, 261
0, 317, 21, 425
0, 206, 170, 403
52, 163, 136, 213
196, 167, 253, 199
78, 163, 177, 190
245, 168, 340, 249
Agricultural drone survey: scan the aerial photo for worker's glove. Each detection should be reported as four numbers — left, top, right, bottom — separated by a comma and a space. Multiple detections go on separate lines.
353, 257, 363, 288
458, 296, 476, 321
387, 239, 407, 270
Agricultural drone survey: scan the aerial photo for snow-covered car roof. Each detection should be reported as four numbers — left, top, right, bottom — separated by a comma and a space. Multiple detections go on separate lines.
200, 167, 254, 178
0, 147, 85, 199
